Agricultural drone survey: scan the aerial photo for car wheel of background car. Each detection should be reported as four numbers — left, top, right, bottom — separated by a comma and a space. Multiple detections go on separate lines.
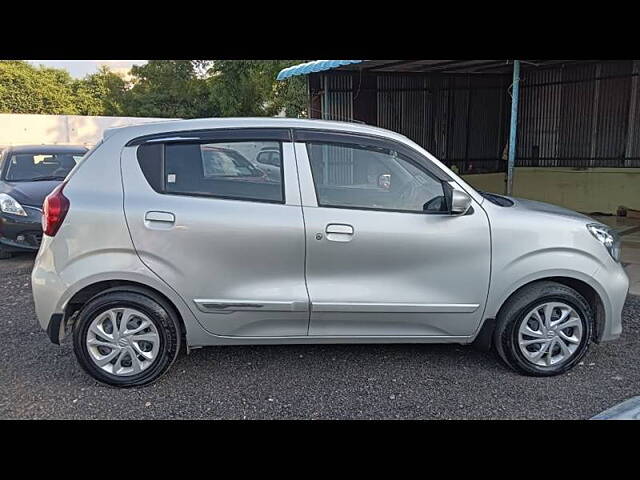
494, 281, 592, 376
0, 249, 11, 259
72, 291, 181, 387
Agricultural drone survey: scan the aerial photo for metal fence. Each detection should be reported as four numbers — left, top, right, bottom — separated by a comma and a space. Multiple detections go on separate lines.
319, 60, 640, 173
323, 74, 353, 122
376, 73, 510, 174
518, 60, 640, 168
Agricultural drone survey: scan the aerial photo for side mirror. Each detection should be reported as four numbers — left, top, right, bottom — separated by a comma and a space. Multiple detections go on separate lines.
450, 190, 472, 215
378, 173, 391, 190
256, 152, 270, 165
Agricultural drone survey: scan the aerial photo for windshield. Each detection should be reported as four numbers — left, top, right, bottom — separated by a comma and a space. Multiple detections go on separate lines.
5, 152, 86, 181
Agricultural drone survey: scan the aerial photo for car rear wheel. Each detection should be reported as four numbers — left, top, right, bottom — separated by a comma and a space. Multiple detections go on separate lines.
72, 291, 181, 387
494, 281, 592, 376
0, 249, 12, 259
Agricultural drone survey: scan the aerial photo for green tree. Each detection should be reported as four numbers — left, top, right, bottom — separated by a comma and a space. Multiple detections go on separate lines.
0, 59, 309, 119
122, 60, 217, 118
271, 71, 307, 118
0, 60, 79, 114
207, 60, 307, 117
75, 66, 128, 116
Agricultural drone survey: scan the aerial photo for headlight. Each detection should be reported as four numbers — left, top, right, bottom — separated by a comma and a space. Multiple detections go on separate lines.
587, 223, 621, 262
0, 193, 27, 216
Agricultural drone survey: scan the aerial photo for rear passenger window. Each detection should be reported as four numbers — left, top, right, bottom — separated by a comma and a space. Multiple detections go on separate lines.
164, 141, 283, 203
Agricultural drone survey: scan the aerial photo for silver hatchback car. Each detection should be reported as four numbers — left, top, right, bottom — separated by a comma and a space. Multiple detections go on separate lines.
31, 118, 629, 387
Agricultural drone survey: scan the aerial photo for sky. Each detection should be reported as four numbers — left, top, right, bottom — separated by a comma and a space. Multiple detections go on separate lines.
27, 60, 147, 78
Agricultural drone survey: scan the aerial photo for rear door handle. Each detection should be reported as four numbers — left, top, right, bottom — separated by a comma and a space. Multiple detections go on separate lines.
145, 211, 175, 223
325, 223, 354, 242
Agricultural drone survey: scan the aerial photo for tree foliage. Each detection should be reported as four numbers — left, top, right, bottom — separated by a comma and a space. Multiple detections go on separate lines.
0, 61, 79, 114
122, 60, 217, 118
207, 60, 307, 118
78, 66, 128, 116
0, 59, 308, 119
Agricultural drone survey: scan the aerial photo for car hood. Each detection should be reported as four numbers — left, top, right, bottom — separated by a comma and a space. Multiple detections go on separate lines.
507, 196, 594, 223
0, 180, 61, 208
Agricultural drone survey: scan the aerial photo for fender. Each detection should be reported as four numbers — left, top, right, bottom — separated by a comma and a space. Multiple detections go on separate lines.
49, 249, 211, 346
484, 267, 610, 322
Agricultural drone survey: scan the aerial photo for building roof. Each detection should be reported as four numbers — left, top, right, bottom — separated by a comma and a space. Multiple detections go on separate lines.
276, 60, 576, 79
276, 60, 364, 80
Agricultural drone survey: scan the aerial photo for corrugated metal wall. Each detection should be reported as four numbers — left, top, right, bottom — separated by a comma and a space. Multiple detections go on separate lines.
376, 74, 509, 173
518, 60, 639, 167
319, 75, 354, 184
319, 60, 640, 173
322, 74, 353, 122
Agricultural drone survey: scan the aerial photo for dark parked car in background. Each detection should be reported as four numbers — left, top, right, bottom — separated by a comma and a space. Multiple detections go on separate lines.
0, 145, 88, 259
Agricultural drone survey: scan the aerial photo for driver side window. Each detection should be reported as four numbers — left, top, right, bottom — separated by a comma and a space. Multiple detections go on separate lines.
306, 141, 447, 213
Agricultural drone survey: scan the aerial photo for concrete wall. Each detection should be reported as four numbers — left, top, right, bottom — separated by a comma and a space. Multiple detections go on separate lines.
0, 113, 177, 147
463, 168, 640, 214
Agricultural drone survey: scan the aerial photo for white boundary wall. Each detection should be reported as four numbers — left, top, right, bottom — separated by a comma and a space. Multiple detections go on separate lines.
0, 113, 178, 147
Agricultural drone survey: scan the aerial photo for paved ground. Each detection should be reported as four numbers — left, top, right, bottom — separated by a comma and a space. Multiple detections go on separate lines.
1, 252, 639, 420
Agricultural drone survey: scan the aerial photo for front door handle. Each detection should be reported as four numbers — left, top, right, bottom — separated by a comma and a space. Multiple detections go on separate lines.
145, 211, 175, 223
325, 223, 354, 242
326, 224, 354, 235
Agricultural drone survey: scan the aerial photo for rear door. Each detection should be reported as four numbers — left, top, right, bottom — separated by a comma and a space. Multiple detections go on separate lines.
121, 128, 310, 337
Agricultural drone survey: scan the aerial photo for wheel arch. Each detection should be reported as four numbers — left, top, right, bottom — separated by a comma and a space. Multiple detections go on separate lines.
493, 276, 605, 343
64, 280, 192, 349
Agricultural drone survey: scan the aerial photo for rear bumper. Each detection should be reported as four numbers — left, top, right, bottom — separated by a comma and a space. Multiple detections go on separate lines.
31, 236, 64, 332
0, 206, 42, 253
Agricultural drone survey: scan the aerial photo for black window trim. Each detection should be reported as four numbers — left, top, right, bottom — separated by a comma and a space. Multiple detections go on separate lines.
137, 135, 287, 205
300, 132, 454, 216
127, 128, 292, 147
293, 129, 453, 183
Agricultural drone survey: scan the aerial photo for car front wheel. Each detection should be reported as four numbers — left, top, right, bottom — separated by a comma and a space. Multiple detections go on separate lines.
72, 291, 181, 387
494, 281, 593, 376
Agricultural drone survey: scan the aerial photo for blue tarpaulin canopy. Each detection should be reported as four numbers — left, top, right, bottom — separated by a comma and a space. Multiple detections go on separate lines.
276, 60, 364, 80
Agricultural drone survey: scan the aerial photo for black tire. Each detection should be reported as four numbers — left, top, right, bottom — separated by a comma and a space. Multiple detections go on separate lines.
72, 291, 181, 387
494, 281, 592, 376
0, 249, 12, 260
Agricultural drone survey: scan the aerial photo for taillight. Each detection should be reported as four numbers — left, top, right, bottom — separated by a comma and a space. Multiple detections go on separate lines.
42, 182, 70, 236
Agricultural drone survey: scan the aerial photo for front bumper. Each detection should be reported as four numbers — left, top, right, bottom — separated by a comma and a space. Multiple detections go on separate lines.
46, 313, 64, 345
0, 206, 43, 253
593, 261, 630, 342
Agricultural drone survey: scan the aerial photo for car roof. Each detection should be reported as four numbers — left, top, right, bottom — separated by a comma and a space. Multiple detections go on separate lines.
5, 144, 89, 154
104, 117, 411, 145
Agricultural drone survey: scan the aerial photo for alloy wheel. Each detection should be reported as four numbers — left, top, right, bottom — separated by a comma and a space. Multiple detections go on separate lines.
86, 308, 160, 376
517, 301, 584, 367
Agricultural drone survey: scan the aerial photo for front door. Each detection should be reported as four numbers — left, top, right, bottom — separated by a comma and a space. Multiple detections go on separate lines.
294, 131, 491, 338
121, 129, 309, 337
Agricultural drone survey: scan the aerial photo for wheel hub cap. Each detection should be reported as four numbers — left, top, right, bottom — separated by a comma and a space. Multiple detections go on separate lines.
517, 301, 583, 367
86, 307, 160, 377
